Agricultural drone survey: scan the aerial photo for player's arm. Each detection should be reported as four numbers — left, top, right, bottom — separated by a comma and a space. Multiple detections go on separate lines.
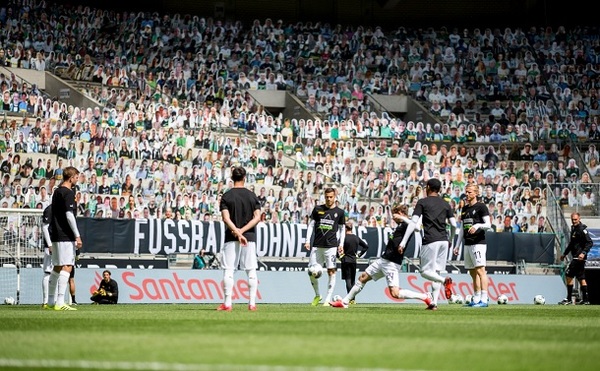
471, 215, 492, 232
238, 208, 262, 235
561, 240, 573, 261
399, 216, 415, 250
42, 223, 52, 250
109, 280, 119, 297
221, 209, 242, 239
304, 219, 315, 250
358, 238, 370, 258
337, 224, 345, 255
581, 228, 593, 258
66, 211, 82, 248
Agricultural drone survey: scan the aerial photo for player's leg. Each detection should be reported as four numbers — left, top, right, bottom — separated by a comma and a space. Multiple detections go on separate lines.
218, 241, 238, 310
559, 262, 576, 304
240, 241, 258, 310
341, 262, 354, 293
42, 250, 52, 308
332, 262, 376, 308
48, 243, 60, 307
464, 244, 478, 304
42, 272, 50, 307
577, 263, 589, 304
54, 242, 76, 310
309, 248, 322, 305
69, 267, 77, 305
384, 261, 432, 307
420, 241, 447, 305
419, 241, 446, 283
472, 244, 489, 305
323, 247, 338, 305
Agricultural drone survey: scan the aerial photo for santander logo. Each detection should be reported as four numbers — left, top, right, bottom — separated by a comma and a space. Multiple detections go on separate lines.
118, 271, 262, 302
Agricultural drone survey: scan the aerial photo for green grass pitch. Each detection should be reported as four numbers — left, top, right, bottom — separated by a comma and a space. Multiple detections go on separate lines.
0, 303, 598, 371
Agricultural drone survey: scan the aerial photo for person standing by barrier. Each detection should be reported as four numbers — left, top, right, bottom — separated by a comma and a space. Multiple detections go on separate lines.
339, 221, 370, 302
455, 184, 492, 307
411, 178, 457, 310
331, 205, 433, 308
305, 187, 346, 306
559, 212, 593, 305
218, 166, 262, 311
48, 166, 82, 311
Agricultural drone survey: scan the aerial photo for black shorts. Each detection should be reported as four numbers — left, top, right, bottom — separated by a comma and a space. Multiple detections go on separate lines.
70, 266, 75, 279
340, 261, 357, 280
566, 259, 586, 280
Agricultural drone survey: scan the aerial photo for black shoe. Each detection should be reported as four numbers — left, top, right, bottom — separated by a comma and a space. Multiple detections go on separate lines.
558, 299, 572, 305
577, 300, 591, 305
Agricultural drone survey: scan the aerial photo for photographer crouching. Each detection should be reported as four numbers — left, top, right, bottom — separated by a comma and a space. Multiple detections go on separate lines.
90, 270, 119, 304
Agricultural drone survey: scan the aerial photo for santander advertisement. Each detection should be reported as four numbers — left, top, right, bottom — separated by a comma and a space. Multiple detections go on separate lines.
80, 269, 565, 305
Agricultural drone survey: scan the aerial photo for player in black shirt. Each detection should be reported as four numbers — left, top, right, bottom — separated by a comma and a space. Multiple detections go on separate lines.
48, 166, 82, 311
331, 205, 433, 308
218, 166, 262, 311
456, 184, 492, 307
339, 222, 369, 297
305, 187, 346, 306
411, 178, 457, 310
559, 212, 593, 305
90, 270, 119, 304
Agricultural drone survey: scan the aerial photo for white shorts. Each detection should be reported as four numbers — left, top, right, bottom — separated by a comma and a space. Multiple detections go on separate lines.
308, 247, 337, 270
464, 244, 487, 270
221, 241, 257, 270
51, 241, 76, 267
364, 258, 401, 288
42, 247, 53, 273
419, 240, 449, 273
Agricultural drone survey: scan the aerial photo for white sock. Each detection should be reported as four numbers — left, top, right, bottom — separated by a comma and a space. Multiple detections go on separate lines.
398, 289, 427, 301
480, 290, 488, 303
431, 281, 442, 305
56, 270, 70, 307
247, 269, 257, 306
344, 281, 364, 303
324, 273, 336, 303
310, 275, 320, 297
48, 271, 59, 306
42, 273, 50, 304
473, 291, 481, 303
223, 269, 234, 307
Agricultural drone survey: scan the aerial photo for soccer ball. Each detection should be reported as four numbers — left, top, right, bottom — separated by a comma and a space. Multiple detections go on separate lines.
4, 297, 15, 305
497, 294, 509, 305
464, 294, 473, 305
450, 294, 464, 304
534, 295, 546, 305
308, 264, 323, 278
332, 295, 343, 302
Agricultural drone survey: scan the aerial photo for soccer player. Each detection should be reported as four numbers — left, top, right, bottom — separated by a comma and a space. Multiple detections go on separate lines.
218, 166, 262, 311
331, 205, 434, 308
558, 212, 593, 305
305, 187, 346, 306
339, 221, 370, 300
90, 270, 119, 304
48, 166, 82, 311
455, 184, 492, 307
411, 178, 457, 310
41, 205, 53, 309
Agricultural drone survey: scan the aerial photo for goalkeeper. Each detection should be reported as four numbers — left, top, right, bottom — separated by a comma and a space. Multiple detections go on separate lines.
90, 270, 119, 304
